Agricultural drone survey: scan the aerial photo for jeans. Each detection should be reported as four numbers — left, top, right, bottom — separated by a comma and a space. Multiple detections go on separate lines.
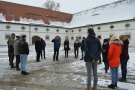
120, 60, 128, 79
110, 68, 118, 85
53, 48, 59, 60
41, 48, 46, 59
86, 61, 98, 88
16, 55, 20, 69
74, 49, 79, 58
81, 50, 85, 59
20, 54, 28, 71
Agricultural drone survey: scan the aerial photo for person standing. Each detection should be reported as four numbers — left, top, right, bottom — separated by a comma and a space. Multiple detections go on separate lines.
35, 38, 42, 62
64, 38, 69, 58
74, 37, 81, 59
119, 35, 129, 82
102, 38, 109, 74
52, 36, 61, 61
84, 28, 102, 90
41, 38, 46, 59
7, 33, 15, 68
108, 35, 122, 89
80, 37, 85, 60
14, 36, 21, 71
18, 35, 29, 75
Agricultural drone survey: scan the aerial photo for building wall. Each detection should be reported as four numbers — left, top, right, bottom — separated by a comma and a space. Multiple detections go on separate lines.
0, 19, 135, 47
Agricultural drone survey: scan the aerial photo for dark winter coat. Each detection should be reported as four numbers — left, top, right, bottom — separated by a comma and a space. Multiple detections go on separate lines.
74, 42, 81, 50
102, 39, 110, 63
81, 40, 85, 51
64, 40, 69, 50
35, 40, 42, 52
120, 39, 129, 60
52, 39, 61, 49
41, 39, 46, 49
84, 33, 102, 62
18, 40, 29, 55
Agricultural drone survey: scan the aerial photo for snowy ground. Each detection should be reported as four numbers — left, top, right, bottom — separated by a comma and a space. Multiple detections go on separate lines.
0, 46, 135, 90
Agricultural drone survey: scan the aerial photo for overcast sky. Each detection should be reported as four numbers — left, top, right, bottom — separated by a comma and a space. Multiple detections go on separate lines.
2, 0, 119, 13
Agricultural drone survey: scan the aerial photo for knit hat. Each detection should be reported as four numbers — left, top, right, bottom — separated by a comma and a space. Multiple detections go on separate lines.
110, 35, 119, 41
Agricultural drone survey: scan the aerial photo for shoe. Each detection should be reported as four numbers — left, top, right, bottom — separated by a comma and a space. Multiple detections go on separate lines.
119, 78, 127, 82
115, 83, 117, 88
56, 59, 59, 61
21, 71, 29, 75
92, 86, 97, 90
80, 58, 83, 60
16, 68, 21, 71
108, 84, 115, 89
84, 88, 91, 90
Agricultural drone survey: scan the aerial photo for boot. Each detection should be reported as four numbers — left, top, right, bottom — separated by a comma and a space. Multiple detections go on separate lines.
84, 88, 91, 90
115, 83, 117, 88
92, 86, 97, 90
119, 78, 127, 82
21, 71, 29, 75
108, 84, 115, 89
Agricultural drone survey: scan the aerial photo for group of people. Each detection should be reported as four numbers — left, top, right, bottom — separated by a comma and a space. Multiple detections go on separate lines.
7, 28, 129, 89
84, 28, 129, 90
7, 33, 29, 75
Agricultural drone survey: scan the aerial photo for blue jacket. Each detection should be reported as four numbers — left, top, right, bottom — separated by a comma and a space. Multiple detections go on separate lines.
52, 39, 61, 49
84, 34, 102, 62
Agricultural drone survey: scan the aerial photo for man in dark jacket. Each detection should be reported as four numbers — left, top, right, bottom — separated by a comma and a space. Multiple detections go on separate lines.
80, 37, 85, 60
7, 33, 15, 68
74, 37, 81, 58
35, 38, 42, 62
84, 28, 102, 90
18, 35, 29, 75
119, 35, 129, 82
52, 36, 61, 61
64, 38, 69, 58
41, 38, 46, 59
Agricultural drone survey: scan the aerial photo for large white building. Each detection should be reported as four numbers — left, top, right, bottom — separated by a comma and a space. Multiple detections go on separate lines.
0, 0, 135, 47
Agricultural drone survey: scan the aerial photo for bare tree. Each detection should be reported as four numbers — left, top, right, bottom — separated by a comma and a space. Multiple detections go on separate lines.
44, 0, 60, 11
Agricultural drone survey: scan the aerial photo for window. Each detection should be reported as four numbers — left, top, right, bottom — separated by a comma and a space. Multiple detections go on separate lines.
56, 29, 59, 33
46, 28, 49, 32
71, 37, 74, 40
97, 27, 101, 30
21, 26, 25, 30
97, 35, 101, 39
6, 25, 11, 29
5, 34, 10, 39
66, 30, 68, 33
79, 36, 82, 39
72, 30, 74, 32
110, 25, 114, 29
125, 23, 130, 28
34, 27, 38, 31
46, 35, 50, 40
79, 29, 81, 32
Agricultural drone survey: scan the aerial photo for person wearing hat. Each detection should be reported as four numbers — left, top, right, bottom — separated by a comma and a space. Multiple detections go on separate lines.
7, 33, 16, 68
18, 35, 29, 75
108, 35, 122, 89
84, 28, 102, 90
14, 36, 21, 71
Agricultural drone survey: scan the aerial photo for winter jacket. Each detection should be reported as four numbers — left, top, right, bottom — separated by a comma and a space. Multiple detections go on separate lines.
35, 40, 42, 52
74, 41, 81, 50
120, 39, 129, 60
41, 39, 46, 49
7, 37, 15, 55
14, 39, 20, 55
102, 39, 110, 63
81, 39, 85, 51
84, 34, 102, 62
52, 39, 61, 49
64, 40, 69, 50
108, 40, 122, 68
18, 40, 29, 55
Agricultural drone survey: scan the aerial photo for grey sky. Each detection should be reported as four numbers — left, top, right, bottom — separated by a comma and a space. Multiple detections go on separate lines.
2, 0, 120, 13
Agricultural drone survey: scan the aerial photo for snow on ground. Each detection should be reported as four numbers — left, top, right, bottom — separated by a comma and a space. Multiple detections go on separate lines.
0, 46, 135, 90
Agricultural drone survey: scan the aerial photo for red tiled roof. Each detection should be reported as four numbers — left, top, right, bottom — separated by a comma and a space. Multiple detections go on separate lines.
0, 1, 73, 24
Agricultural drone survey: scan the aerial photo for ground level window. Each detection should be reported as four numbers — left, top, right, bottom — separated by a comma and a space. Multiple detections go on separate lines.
46, 35, 50, 40
71, 37, 74, 40
79, 36, 81, 39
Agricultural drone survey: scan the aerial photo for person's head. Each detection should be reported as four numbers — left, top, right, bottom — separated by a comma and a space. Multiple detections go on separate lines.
76, 37, 79, 40
11, 33, 15, 39
16, 36, 20, 39
119, 35, 128, 41
21, 35, 26, 41
103, 38, 109, 43
87, 28, 95, 36
56, 36, 60, 40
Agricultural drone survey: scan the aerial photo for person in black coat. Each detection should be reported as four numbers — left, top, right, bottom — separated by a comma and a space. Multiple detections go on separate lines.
64, 38, 69, 58
74, 37, 81, 59
102, 38, 110, 74
80, 37, 85, 60
41, 38, 46, 59
35, 38, 42, 62
119, 35, 129, 82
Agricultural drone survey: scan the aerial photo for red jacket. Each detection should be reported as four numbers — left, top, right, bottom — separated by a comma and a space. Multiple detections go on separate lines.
108, 42, 122, 68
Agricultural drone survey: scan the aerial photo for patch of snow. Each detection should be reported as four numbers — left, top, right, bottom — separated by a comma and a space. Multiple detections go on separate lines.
0, 13, 6, 21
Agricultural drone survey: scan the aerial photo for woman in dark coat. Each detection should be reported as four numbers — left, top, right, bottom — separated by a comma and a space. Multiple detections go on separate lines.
119, 35, 129, 82
64, 38, 69, 58
102, 38, 109, 74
